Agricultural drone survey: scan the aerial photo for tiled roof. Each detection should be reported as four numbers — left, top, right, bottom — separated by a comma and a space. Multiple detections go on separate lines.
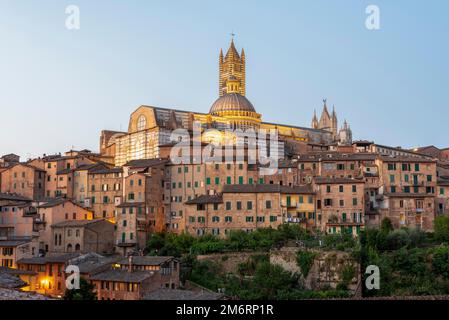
118, 256, 175, 266
0, 193, 32, 202
89, 269, 154, 283
56, 168, 73, 175
379, 155, 436, 163
37, 198, 69, 208
116, 202, 145, 208
222, 184, 315, 194
17, 253, 82, 265
185, 195, 223, 205
50, 219, 108, 228
0, 240, 30, 247
314, 177, 365, 184
89, 167, 123, 174
383, 192, 433, 198
124, 158, 169, 168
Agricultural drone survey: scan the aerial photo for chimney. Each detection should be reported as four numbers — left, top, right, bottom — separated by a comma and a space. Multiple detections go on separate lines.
128, 255, 133, 273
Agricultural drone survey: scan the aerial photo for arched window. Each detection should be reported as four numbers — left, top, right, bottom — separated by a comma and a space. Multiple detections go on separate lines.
75, 244, 81, 252
137, 115, 147, 131
67, 244, 73, 252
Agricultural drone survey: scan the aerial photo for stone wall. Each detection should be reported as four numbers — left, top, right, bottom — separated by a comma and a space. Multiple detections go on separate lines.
270, 247, 360, 292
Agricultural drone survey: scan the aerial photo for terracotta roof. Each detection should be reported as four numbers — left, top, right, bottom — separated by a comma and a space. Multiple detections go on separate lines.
116, 202, 145, 208
379, 155, 436, 163
89, 269, 154, 283
0, 193, 32, 202
222, 184, 314, 194
51, 219, 109, 228
185, 195, 223, 205
0, 240, 30, 247
383, 192, 433, 198
314, 177, 365, 184
89, 167, 123, 174
124, 158, 169, 168
118, 256, 175, 266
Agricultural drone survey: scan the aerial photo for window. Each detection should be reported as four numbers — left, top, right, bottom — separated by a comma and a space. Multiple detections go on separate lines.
259, 178, 264, 184
440, 188, 445, 195
247, 201, 253, 210
184, 166, 188, 173
339, 185, 344, 193
246, 216, 254, 222
103, 196, 109, 203
249, 178, 253, 185
308, 196, 313, 204
138, 179, 142, 186
404, 186, 410, 193
227, 164, 231, 170
212, 216, 220, 223
389, 175, 395, 183
123, 220, 127, 227
339, 200, 344, 207
238, 176, 244, 184
257, 216, 265, 222
415, 163, 420, 172
225, 202, 231, 210
206, 177, 211, 185
404, 174, 409, 182
239, 163, 243, 170
213, 203, 219, 210
215, 177, 220, 185
72, 212, 76, 219
352, 185, 357, 193
402, 163, 410, 171
177, 167, 182, 174
265, 201, 272, 209
215, 164, 219, 170
427, 175, 432, 182
391, 186, 396, 193
326, 186, 331, 193
198, 217, 205, 223
189, 216, 195, 223
225, 216, 232, 223
130, 180, 134, 186
270, 216, 277, 222
352, 198, 358, 206
388, 163, 396, 171
342, 213, 347, 222
137, 115, 147, 131
226, 176, 232, 184
299, 196, 303, 204
236, 201, 242, 210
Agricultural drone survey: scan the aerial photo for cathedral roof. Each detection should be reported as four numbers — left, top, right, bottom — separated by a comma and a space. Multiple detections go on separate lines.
225, 39, 240, 60
209, 92, 256, 115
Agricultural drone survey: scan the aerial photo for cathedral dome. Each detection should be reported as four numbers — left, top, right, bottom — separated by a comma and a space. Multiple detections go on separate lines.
209, 93, 256, 115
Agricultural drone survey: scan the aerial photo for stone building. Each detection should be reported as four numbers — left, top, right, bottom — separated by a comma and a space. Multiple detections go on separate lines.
314, 177, 365, 236
0, 163, 45, 200
36, 199, 94, 254
90, 256, 180, 300
50, 219, 114, 254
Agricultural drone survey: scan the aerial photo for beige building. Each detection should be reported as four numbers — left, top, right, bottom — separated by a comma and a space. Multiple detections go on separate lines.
36, 199, 94, 254
50, 219, 115, 254
0, 163, 45, 200
314, 177, 365, 236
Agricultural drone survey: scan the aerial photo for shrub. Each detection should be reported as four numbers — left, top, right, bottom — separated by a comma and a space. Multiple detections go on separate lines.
296, 251, 317, 278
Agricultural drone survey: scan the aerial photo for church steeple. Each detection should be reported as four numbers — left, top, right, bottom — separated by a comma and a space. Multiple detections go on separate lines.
219, 37, 246, 97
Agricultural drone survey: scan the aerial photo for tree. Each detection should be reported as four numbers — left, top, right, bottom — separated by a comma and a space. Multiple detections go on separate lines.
63, 277, 96, 300
380, 218, 394, 234
434, 215, 449, 242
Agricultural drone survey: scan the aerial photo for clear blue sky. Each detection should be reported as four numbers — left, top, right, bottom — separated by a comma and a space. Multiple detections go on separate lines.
1, 0, 448, 160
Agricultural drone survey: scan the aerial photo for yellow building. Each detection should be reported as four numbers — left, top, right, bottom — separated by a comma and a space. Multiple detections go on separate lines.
100, 40, 336, 166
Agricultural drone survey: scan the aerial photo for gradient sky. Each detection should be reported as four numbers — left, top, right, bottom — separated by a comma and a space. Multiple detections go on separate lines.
1, 0, 448, 160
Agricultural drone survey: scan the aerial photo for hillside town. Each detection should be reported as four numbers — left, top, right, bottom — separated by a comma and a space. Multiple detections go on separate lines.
1, 40, 449, 300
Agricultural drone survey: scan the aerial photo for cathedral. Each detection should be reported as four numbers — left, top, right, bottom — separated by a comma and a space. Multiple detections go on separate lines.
100, 39, 352, 166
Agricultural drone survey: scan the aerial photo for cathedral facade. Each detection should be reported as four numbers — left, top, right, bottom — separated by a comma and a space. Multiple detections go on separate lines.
100, 40, 349, 166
